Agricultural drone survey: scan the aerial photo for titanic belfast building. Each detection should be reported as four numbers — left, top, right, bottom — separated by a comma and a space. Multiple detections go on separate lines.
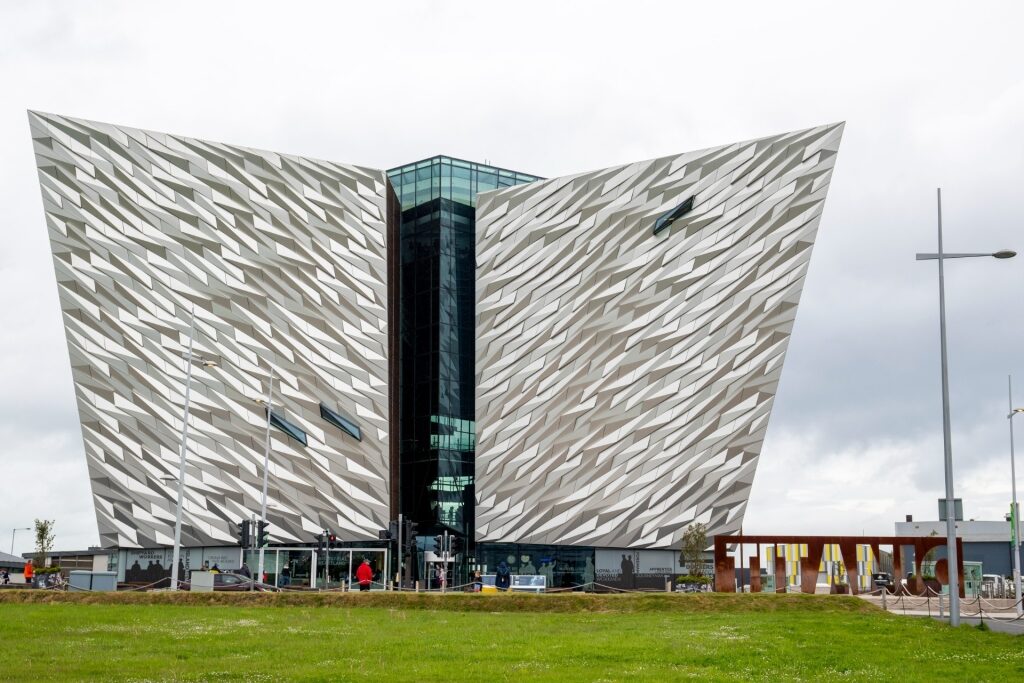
30, 112, 843, 588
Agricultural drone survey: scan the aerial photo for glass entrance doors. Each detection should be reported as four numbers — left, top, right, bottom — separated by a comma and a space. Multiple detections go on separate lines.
317, 548, 388, 590
315, 549, 351, 589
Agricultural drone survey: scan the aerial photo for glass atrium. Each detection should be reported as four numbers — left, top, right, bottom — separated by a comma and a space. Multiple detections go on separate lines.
387, 157, 541, 550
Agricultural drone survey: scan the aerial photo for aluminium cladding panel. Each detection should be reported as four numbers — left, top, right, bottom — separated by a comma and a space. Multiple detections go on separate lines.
29, 112, 393, 549
475, 124, 844, 549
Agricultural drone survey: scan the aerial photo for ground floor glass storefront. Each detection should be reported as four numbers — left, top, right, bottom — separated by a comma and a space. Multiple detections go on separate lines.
243, 547, 389, 589
472, 544, 596, 590
112, 542, 686, 592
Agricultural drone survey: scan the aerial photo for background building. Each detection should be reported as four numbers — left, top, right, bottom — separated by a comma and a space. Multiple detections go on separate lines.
896, 517, 1023, 578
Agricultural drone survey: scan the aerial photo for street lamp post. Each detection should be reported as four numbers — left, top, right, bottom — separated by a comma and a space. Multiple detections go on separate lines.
916, 187, 1016, 626
10, 527, 30, 555
1006, 379, 1023, 616
169, 306, 216, 591
257, 367, 275, 586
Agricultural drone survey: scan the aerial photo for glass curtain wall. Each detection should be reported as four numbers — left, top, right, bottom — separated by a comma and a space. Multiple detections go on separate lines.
475, 544, 596, 590
387, 157, 540, 551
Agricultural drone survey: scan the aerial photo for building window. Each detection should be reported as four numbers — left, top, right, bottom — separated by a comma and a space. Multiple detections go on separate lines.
319, 403, 362, 441
267, 408, 308, 446
653, 195, 695, 235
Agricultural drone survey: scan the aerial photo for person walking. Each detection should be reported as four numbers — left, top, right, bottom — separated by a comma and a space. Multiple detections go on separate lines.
23, 560, 34, 585
355, 559, 373, 592
472, 569, 482, 592
1, 568, 10, 584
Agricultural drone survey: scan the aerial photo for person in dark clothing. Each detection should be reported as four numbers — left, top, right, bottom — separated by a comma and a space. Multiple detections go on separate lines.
237, 562, 252, 579
495, 561, 512, 591
279, 565, 291, 587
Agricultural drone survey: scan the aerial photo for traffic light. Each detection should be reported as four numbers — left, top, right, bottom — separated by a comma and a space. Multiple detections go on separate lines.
256, 521, 269, 547
238, 520, 251, 548
403, 521, 418, 550
389, 520, 399, 539
316, 531, 326, 554
433, 535, 444, 554
450, 536, 463, 556
328, 533, 338, 549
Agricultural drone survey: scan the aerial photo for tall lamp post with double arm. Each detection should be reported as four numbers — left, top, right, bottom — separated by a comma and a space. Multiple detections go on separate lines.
915, 188, 1016, 626
169, 306, 217, 591
255, 367, 277, 586
1006, 378, 1023, 616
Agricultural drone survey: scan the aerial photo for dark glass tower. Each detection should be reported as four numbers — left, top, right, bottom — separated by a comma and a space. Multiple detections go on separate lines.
387, 157, 541, 544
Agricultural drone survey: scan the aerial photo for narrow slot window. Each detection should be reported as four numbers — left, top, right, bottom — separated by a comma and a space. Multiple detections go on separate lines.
320, 403, 362, 441
653, 195, 695, 235
267, 408, 308, 446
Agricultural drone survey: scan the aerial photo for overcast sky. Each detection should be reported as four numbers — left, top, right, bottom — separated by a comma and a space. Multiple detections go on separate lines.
2, 1, 1023, 555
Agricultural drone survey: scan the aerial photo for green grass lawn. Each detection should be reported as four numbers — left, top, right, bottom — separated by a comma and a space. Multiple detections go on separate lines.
0, 592, 1020, 681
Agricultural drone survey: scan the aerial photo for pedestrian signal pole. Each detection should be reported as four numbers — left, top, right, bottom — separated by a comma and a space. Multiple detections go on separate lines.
396, 513, 403, 590
249, 513, 257, 591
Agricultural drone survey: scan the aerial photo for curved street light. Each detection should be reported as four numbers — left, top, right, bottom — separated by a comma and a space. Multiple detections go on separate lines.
915, 188, 1015, 627
10, 527, 30, 555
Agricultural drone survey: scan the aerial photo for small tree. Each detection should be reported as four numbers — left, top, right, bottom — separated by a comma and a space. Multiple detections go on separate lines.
33, 519, 55, 568
679, 522, 708, 577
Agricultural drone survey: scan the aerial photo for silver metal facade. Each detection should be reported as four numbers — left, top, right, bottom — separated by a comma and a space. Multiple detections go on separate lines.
30, 112, 393, 549
475, 124, 844, 548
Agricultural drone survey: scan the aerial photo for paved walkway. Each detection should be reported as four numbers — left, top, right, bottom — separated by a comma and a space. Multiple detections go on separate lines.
857, 594, 1024, 634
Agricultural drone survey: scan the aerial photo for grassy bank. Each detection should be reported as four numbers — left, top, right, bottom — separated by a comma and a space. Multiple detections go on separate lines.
0, 590, 877, 613
0, 593, 1019, 681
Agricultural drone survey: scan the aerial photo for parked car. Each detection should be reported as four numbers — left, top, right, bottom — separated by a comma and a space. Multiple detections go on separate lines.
871, 572, 893, 589
181, 572, 279, 592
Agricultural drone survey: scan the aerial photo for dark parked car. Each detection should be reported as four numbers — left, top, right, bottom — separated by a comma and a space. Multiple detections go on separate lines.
871, 572, 893, 589
181, 572, 278, 592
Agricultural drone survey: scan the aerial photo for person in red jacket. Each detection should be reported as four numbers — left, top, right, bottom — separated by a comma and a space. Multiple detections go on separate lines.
355, 559, 373, 592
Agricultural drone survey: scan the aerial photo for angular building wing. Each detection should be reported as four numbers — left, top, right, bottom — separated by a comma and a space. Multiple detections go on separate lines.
475, 124, 844, 548
30, 112, 395, 549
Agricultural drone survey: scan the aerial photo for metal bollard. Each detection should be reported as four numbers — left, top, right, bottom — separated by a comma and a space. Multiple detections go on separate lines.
938, 593, 944, 618
882, 589, 887, 611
